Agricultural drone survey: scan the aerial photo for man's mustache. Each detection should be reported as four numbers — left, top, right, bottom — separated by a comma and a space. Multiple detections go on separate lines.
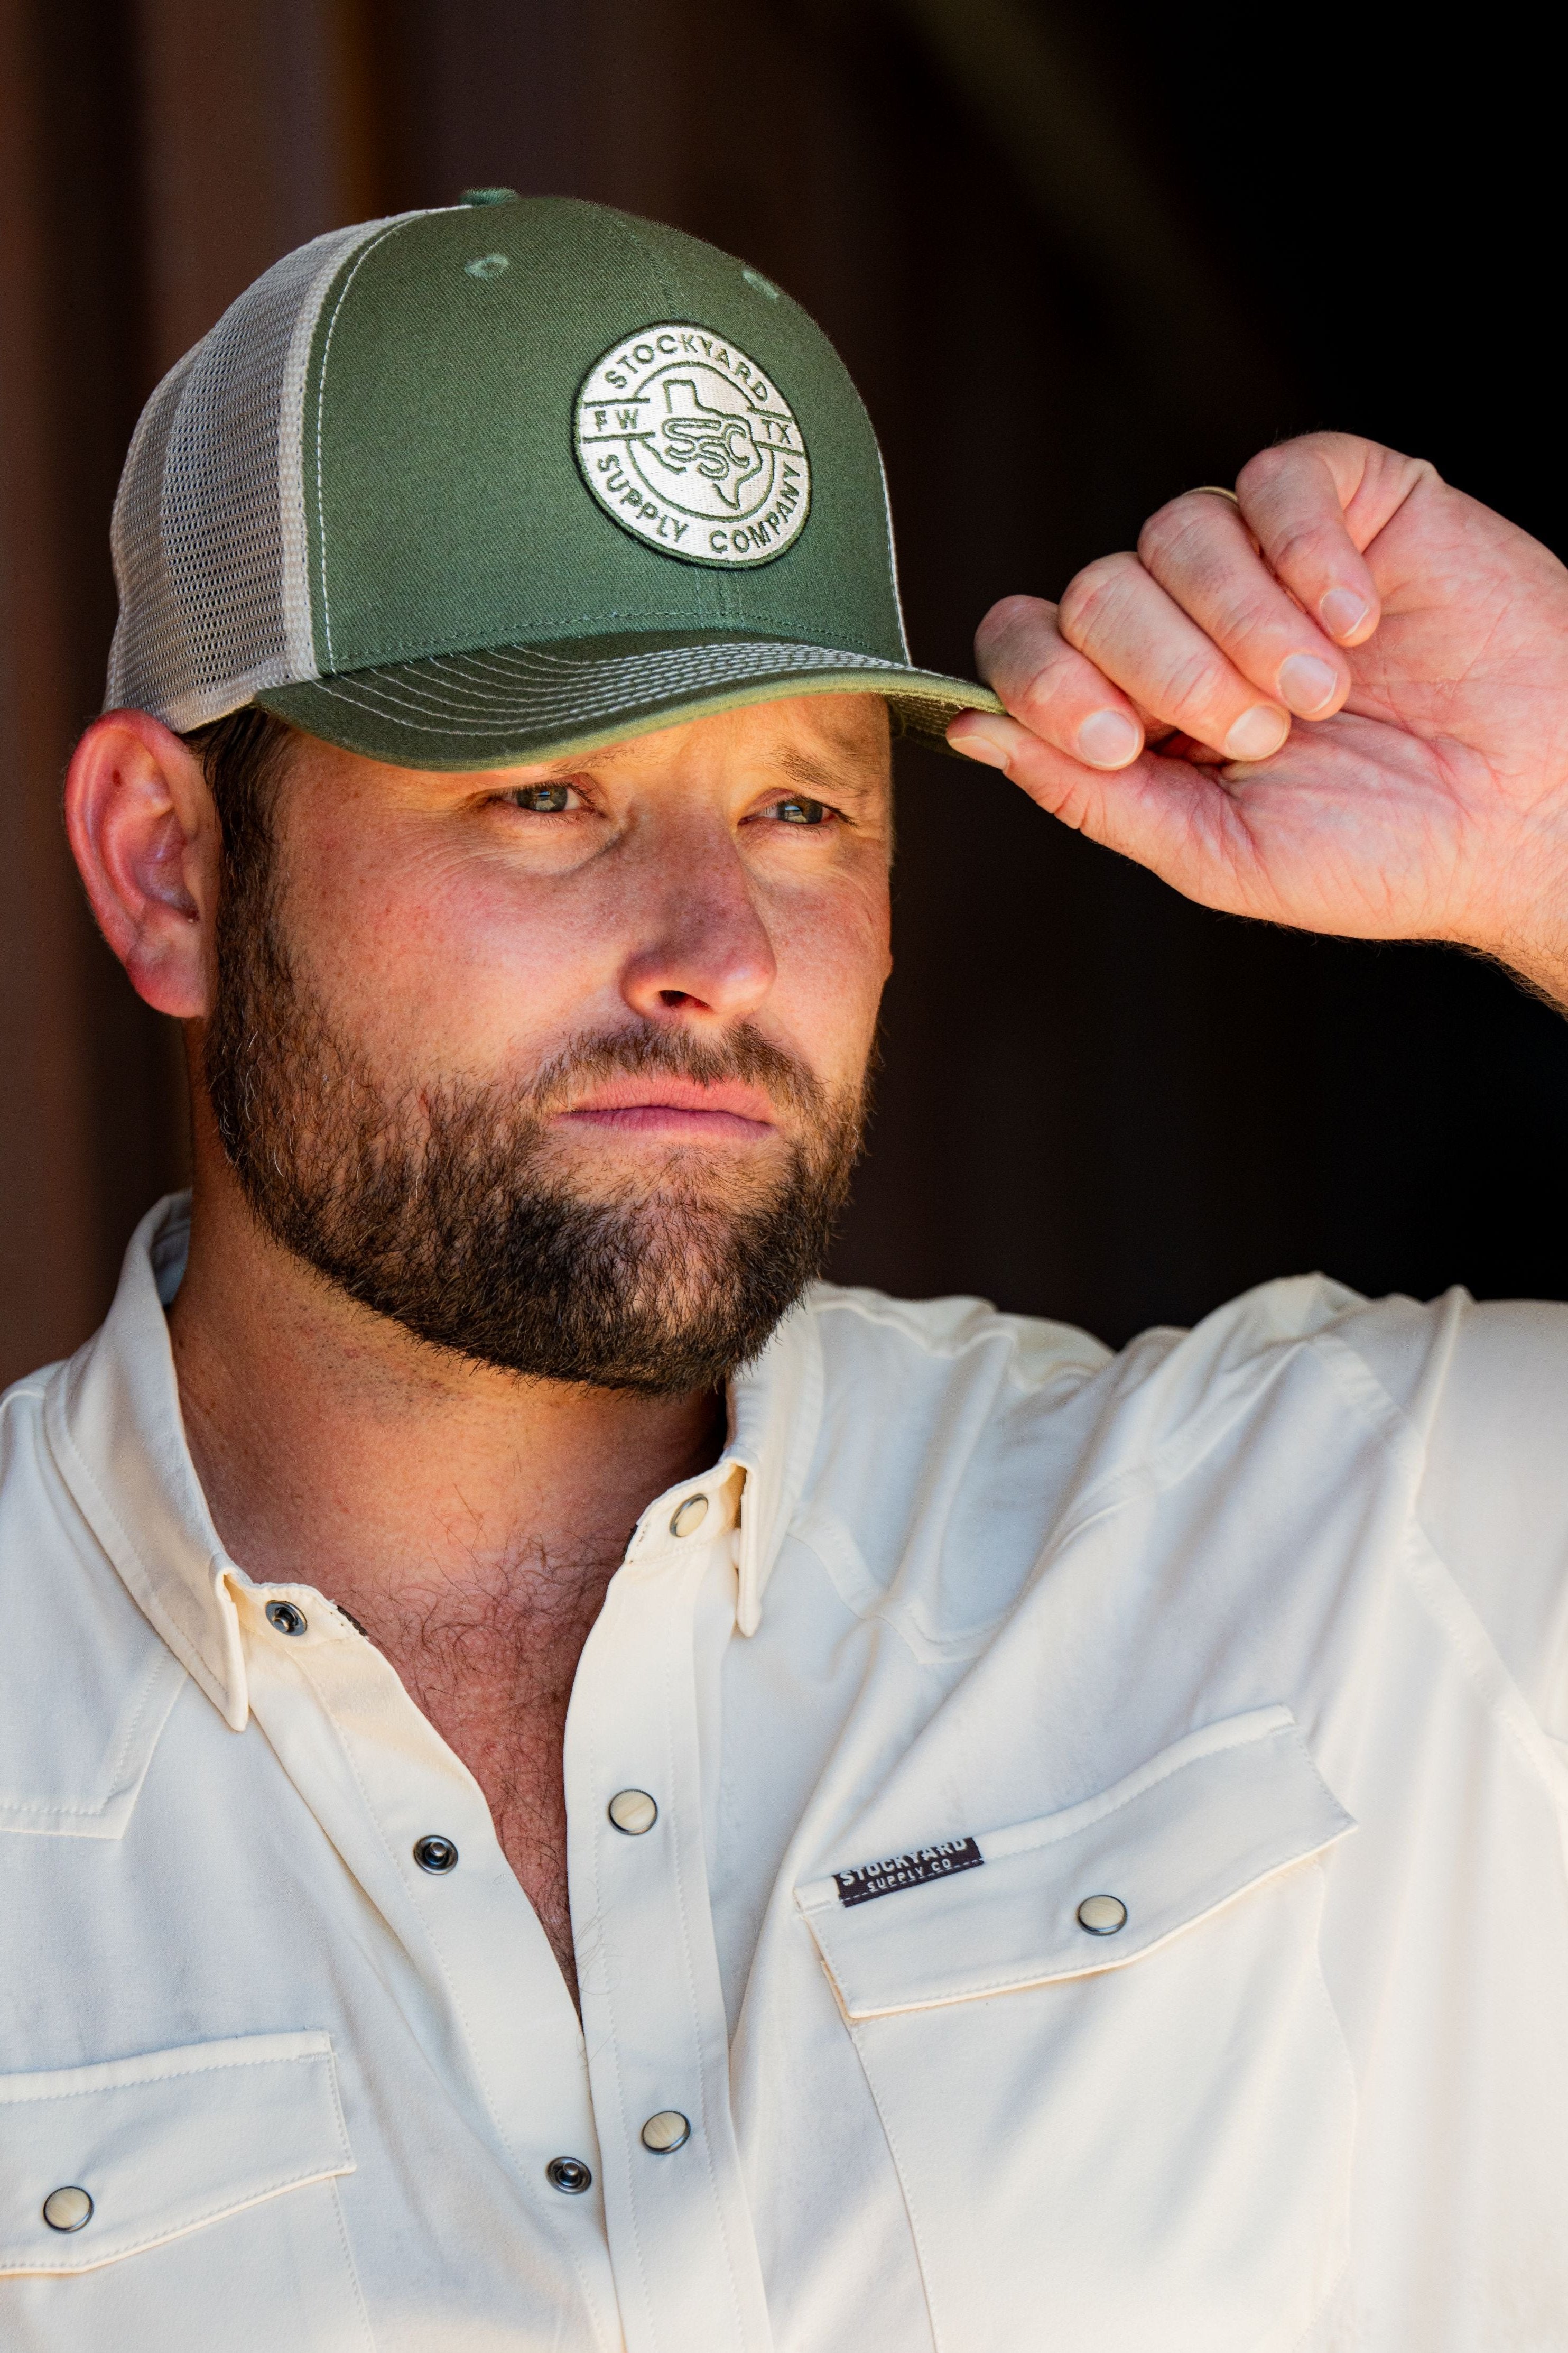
525, 1020, 831, 1125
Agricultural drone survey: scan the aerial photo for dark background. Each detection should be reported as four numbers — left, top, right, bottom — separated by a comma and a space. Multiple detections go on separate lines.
2, 0, 1563, 1383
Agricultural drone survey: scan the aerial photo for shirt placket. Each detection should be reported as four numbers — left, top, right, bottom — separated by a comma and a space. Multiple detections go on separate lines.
227, 1574, 623, 2347
567, 1469, 774, 2353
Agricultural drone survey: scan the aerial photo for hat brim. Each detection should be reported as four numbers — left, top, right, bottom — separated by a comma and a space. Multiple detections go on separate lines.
255, 631, 1003, 771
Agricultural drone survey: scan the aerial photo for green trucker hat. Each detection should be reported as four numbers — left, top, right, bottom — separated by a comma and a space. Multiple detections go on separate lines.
106, 192, 1001, 768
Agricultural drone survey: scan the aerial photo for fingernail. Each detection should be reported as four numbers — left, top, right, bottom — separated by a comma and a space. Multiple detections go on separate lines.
1276, 653, 1339, 716
1223, 705, 1289, 762
1075, 709, 1142, 769
1319, 587, 1369, 639
948, 719, 1012, 770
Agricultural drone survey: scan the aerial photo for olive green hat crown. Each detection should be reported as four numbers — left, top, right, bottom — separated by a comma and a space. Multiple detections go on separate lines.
105, 192, 998, 768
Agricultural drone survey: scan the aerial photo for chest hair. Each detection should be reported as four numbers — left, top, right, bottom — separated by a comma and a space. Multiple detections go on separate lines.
347, 1540, 625, 2007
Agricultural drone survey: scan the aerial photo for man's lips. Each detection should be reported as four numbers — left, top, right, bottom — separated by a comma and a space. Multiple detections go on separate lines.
555, 1077, 780, 1141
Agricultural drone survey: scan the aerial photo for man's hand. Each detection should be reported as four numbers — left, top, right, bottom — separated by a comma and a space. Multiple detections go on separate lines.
950, 433, 1568, 1004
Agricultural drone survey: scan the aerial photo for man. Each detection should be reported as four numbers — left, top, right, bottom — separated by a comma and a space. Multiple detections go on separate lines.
3, 191, 1566, 2350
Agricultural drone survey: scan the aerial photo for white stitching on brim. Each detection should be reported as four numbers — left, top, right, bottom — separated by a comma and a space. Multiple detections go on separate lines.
294, 638, 974, 739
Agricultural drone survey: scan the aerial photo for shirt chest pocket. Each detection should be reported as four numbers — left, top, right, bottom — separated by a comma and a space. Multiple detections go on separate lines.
0, 2031, 370, 2352
796, 1706, 1357, 2353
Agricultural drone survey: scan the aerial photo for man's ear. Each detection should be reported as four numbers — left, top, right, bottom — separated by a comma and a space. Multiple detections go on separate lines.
64, 710, 220, 1019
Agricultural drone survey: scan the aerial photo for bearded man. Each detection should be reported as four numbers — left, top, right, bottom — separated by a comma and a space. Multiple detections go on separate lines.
4, 193, 1568, 2351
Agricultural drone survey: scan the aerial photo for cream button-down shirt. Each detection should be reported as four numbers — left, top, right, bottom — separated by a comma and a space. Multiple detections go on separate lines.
5, 1194, 1568, 2351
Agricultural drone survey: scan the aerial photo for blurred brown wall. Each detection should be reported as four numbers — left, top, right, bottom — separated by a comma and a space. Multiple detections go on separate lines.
0, 0, 377, 1381
4, 0, 1566, 1388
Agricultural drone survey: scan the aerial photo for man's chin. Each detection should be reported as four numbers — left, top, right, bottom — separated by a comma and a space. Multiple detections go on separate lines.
553, 1106, 783, 1145
536, 1139, 798, 1220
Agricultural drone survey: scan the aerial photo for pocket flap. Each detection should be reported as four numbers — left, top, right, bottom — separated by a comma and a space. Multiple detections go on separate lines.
796, 1705, 1354, 2021
0, 2031, 354, 2275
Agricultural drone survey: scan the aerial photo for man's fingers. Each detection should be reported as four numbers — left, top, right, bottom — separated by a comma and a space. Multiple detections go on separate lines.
967, 436, 1431, 797
1235, 437, 1391, 647
1055, 552, 1296, 764
945, 708, 1150, 835
1136, 491, 1352, 719
969, 595, 1146, 770
943, 708, 1264, 915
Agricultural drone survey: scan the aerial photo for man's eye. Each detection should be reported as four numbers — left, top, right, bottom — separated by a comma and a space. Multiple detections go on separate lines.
500, 782, 577, 813
772, 796, 829, 826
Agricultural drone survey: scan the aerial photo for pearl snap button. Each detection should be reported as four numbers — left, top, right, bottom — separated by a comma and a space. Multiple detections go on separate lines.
608, 1788, 658, 1835
265, 1600, 308, 1637
545, 2156, 592, 2194
641, 2109, 691, 2153
414, 1835, 459, 1874
42, 2186, 92, 2232
669, 1494, 709, 1538
1077, 1893, 1128, 1935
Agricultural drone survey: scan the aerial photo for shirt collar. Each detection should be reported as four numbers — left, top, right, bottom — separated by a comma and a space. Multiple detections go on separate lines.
725, 1293, 823, 1635
45, 1196, 247, 1725
44, 1194, 824, 1727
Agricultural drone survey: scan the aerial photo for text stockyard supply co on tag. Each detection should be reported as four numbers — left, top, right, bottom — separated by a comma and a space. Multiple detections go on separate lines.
573, 321, 812, 567
833, 1837, 985, 1907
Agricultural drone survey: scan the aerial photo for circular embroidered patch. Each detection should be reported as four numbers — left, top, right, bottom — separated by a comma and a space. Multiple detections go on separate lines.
574, 323, 811, 567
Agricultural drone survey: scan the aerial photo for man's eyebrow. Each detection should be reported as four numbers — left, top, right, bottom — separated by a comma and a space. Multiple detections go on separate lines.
482, 740, 887, 797
774, 746, 884, 801
527, 751, 595, 778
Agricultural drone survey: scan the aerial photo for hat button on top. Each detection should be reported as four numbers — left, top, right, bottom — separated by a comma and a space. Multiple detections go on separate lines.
1077, 1894, 1128, 1935
670, 1493, 709, 1539
42, 2186, 93, 2232
458, 186, 516, 205
608, 1788, 658, 1835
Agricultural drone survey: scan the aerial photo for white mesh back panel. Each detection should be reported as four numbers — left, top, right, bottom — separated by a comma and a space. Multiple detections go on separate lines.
105, 217, 417, 731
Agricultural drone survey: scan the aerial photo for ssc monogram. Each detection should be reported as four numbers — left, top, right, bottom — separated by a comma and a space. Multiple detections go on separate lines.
573, 322, 812, 567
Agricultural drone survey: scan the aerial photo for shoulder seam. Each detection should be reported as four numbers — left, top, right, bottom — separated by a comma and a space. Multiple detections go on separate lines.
806, 1287, 1107, 1377
0, 1383, 53, 1412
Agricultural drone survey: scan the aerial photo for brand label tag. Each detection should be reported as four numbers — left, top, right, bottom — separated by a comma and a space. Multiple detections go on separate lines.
833, 1837, 984, 1907
573, 320, 812, 568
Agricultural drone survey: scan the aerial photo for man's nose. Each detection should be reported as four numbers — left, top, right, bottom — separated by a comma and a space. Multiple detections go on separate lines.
617, 845, 777, 1022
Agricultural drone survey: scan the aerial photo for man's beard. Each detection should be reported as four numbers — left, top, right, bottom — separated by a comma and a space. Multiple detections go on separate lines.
203, 875, 866, 1397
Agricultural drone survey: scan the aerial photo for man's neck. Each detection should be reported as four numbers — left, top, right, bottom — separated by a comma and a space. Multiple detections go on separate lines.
167, 1167, 725, 2002
169, 1171, 723, 1611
